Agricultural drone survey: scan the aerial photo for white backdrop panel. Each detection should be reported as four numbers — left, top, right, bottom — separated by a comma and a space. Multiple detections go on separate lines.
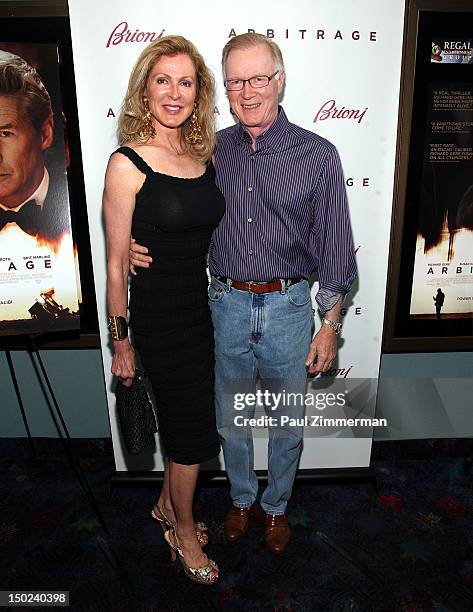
68, 0, 405, 471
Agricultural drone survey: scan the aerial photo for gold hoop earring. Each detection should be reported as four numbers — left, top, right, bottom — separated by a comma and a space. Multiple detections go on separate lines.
186, 102, 203, 144
139, 97, 156, 139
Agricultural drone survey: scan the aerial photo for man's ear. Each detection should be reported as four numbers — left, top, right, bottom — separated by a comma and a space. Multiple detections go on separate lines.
40, 117, 54, 150
277, 70, 285, 96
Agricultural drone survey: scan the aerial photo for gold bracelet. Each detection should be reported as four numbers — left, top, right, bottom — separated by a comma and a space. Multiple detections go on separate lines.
107, 315, 128, 341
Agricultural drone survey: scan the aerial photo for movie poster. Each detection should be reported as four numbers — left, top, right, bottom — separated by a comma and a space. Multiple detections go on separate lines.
0, 43, 80, 336
409, 79, 473, 320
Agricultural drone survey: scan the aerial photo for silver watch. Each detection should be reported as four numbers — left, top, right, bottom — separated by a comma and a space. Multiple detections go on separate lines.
322, 317, 342, 334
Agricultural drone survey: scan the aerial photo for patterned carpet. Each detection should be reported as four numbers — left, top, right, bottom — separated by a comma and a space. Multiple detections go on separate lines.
1, 438, 472, 611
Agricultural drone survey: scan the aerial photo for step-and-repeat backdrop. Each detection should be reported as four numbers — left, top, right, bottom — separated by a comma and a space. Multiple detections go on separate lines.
69, 0, 405, 471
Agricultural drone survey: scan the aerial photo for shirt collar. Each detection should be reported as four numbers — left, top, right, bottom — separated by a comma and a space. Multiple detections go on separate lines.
0, 168, 49, 212
234, 106, 289, 151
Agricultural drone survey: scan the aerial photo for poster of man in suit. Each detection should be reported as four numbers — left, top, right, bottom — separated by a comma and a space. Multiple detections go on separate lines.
0, 44, 80, 336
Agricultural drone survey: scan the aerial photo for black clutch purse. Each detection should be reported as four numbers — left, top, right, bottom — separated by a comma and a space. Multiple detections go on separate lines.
115, 371, 157, 454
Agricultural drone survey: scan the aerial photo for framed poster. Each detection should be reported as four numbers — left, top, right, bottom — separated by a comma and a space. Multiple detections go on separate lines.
384, 0, 473, 351
0, 11, 99, 348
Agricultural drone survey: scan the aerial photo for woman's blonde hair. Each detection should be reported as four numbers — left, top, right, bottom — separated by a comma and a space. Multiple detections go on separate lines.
118, 35, 215, 162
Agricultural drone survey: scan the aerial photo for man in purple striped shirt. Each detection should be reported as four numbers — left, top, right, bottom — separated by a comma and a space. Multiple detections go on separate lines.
130, 33, 356, 554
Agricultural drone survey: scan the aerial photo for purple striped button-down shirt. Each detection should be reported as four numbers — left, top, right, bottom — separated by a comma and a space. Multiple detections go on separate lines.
209, 107, 357, 314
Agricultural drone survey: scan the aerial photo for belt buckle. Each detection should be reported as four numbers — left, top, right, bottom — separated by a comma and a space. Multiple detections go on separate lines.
248, 280, 257, 294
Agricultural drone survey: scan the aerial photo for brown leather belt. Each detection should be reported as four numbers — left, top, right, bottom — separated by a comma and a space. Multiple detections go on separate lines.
216, 276, 303, 294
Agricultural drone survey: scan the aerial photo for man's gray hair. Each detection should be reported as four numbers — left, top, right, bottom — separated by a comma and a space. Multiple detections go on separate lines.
0, 50, 53, 132
221, 33, 285, 78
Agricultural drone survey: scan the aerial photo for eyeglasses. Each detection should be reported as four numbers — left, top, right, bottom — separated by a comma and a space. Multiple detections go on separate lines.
224, 71, 280, 91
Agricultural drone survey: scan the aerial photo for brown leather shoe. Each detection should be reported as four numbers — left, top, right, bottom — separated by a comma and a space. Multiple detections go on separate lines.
265, 514, 291, 554
224, 505, 252, 542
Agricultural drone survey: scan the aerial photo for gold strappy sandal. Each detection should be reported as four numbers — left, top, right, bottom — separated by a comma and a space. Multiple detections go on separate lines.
151, 504, 209, 547
164, 526, 219, 585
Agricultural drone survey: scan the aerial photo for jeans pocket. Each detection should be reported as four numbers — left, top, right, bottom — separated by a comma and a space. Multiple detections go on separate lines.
286, 281, 311, 307
208, 281, 225, 302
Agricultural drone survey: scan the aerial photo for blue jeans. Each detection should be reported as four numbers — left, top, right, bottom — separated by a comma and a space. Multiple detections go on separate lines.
209, 276, 314, 515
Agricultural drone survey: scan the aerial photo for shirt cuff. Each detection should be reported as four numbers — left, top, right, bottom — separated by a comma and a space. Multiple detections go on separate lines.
315, 288, 344, 315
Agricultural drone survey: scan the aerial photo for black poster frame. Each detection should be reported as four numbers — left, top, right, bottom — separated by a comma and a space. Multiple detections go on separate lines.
383, 0, 473, 352
0, 7, 99, 349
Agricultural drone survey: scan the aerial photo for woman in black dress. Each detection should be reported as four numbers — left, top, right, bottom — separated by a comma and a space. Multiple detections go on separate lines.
103, 36, 225, 584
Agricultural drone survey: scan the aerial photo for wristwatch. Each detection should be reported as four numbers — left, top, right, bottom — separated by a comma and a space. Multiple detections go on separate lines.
321, 317, 342, 334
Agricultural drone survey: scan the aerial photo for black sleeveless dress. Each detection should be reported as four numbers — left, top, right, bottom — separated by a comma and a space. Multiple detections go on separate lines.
114, 146, 225, 465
